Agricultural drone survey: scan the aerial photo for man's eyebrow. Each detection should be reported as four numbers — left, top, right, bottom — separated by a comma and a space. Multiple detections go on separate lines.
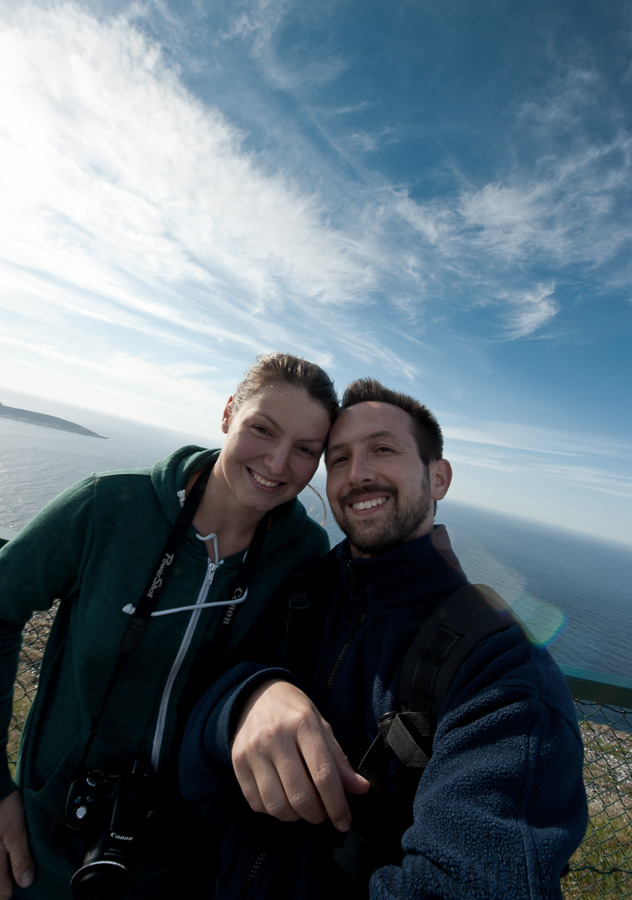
326, 430, 400, 455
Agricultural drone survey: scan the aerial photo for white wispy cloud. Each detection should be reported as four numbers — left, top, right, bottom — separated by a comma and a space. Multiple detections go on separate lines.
0, 329, 229, 429
1, 0, 630, 397
222, 0, 348, 93
0, 2, 372, 319
500, 284, 560, 340
539, 464, 632, 500
447, 416, 632, 503
450, 448, 632, 502
444, 419, 632, 463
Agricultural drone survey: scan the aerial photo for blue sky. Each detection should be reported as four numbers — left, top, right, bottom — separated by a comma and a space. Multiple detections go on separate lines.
0, 0, 631, 546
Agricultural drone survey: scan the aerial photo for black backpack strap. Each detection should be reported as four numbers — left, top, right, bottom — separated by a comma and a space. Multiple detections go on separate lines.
400, 583, 517, 718
358, 584, 518, 784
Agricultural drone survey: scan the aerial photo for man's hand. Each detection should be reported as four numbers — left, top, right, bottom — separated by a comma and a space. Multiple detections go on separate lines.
0, 790, 34, 899
231, 680, 369, 832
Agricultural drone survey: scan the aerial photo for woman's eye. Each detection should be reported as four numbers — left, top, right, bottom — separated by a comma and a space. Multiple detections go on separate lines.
252, 424, 271, 436
298, 446, 316, 457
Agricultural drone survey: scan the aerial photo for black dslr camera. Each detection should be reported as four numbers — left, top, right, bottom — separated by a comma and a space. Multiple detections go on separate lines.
64, 760, 155, 900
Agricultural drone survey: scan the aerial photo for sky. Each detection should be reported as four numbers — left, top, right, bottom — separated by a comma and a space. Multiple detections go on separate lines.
0, 0, 631, 546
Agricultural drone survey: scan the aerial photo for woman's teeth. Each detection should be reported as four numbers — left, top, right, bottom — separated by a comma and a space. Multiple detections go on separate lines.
250, 469, 281, 488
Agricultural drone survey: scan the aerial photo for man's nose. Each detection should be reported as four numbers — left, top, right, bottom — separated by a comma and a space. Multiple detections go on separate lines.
347, 452, 375, 484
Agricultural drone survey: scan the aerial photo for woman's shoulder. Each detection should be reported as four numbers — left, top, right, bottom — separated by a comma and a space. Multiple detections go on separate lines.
267, 498, 330, 557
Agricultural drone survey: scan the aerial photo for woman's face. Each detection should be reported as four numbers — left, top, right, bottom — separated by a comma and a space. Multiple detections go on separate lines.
217, 382, 332, 515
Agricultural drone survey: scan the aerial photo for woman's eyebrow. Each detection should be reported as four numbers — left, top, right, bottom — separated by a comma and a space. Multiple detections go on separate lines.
255, 412, 324, 444
255, 412, 279, 428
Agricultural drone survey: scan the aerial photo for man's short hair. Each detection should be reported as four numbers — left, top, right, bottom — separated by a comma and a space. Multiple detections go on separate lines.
341, 378, 444, 464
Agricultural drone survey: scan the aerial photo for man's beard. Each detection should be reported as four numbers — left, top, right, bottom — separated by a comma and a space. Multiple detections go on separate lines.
332, 479, 432, 556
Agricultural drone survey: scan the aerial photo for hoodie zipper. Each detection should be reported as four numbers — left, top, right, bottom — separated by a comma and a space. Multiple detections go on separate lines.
239, 849, 267, 900
150, 558, 221, 770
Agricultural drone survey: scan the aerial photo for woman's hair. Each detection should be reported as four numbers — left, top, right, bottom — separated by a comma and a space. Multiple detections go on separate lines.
232, 352, 339, 420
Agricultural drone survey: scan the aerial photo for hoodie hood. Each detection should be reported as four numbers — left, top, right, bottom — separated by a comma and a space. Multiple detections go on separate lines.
149, 445, 314, 561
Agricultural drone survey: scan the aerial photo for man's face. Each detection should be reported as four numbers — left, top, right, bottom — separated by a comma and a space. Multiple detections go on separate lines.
325, 402, 450, 558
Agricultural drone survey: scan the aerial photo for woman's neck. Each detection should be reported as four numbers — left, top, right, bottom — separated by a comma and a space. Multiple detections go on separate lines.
188, 466, 265, 560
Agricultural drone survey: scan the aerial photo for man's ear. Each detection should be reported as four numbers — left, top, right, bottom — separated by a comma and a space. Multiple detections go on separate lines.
430, 459, 452, 501
221, 396, 235, 434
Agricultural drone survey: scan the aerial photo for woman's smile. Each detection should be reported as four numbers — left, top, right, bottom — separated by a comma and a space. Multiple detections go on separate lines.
247, 468, 284, 490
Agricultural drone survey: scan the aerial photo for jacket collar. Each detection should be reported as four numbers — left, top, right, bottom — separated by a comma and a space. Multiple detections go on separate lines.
336, 524, 468, 609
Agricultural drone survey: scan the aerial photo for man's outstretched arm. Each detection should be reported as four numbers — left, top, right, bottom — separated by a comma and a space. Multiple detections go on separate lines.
231, 679, 369, 833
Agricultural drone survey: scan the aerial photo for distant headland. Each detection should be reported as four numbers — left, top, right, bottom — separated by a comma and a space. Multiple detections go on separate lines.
0, 402, 108, 439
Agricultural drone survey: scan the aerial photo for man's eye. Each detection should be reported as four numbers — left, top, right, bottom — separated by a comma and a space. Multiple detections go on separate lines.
329, 455, 347, 467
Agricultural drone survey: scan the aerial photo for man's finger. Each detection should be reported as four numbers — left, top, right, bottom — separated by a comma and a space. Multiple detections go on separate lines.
267, 735, 330, 825
296, 718, 370, 831
235, 721, 328, 823
235, 751, 305, 822
231, 679, 367, 830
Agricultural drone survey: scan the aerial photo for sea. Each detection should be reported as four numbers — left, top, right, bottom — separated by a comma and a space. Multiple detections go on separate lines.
2, 412, 632, 681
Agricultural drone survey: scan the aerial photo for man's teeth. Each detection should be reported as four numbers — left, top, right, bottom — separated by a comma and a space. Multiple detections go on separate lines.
251, 470, 281, 488
350, 497, 387, 511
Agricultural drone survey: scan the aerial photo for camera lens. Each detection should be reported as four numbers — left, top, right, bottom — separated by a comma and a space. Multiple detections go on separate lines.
70, 829, 134, 900
71, 858, 132, 900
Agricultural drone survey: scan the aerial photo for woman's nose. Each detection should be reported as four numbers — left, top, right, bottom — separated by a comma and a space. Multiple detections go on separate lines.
266, 444, 290, 476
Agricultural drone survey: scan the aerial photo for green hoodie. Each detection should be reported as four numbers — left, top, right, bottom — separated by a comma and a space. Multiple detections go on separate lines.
0, 446, 329, 899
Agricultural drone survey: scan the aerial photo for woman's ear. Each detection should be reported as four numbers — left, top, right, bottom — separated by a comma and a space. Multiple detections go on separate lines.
430, 459, 452, 501
221, 396, 235, 434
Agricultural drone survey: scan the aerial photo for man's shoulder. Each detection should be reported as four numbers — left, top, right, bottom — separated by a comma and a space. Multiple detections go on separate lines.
398, 584, 521, 721
445, 621, 576, 725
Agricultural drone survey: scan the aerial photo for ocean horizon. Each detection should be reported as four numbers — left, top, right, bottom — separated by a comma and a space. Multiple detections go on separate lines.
2, 410, 631, 680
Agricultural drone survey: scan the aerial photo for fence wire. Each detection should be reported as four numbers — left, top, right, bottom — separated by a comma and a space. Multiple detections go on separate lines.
6, 610, 632, 900
563, 700, 632, 900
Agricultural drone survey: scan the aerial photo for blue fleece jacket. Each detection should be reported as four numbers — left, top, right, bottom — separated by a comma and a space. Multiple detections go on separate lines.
179, 525, 587, 900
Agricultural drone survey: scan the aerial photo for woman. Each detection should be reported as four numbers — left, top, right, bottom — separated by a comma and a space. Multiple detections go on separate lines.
0, 353, 337, 900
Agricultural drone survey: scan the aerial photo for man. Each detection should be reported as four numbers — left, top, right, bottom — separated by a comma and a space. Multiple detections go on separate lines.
180, 379, 588, 899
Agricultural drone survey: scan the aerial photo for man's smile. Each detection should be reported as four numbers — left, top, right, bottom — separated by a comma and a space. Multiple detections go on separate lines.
349, 496, 389, 511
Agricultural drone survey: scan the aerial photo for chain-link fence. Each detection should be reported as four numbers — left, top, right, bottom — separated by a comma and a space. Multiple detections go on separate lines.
7, 606, 57, 772
5, 611, 632, 899
562, 670, 632, 899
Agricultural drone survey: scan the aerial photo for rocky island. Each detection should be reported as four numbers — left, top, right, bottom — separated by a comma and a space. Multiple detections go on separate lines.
0, 402, 108, 439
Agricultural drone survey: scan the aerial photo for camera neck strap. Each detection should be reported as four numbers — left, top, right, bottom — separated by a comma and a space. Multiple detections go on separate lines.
82, 462, 271, 766
122, 464, 212, 654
